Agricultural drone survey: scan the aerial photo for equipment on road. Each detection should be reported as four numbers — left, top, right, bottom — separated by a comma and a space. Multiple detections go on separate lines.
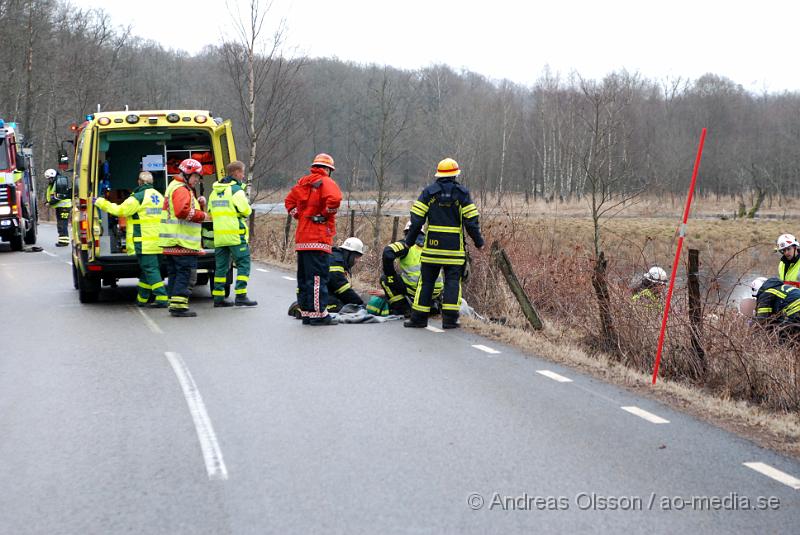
0, 119, 38, 251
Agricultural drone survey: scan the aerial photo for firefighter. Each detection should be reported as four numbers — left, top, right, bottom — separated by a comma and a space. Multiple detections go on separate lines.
776, 234, 800, 284
404, 158, 484, 329
284, 153, 343, 325
209, 160, 257, 307
751, 276, 800, 337
632, 266, 668, 306
94, 172, 167, 307
158, 159, 209, 317
382, 221, 443, 316
45, 167, 72, 247
326, 237, 365, 312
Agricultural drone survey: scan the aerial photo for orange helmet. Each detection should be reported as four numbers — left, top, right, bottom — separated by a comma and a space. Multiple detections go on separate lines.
434, 157, 460, 177
312, 153, 335, 170
179, 158, 203, 175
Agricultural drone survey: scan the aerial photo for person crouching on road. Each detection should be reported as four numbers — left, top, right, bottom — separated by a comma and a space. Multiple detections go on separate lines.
326, 237, 365, 313
158, 158, 209, 317
209, 160, 257, 307
404, 157, 484, 329
776, 234, 800, 285
284, 153, 343, 325
94, 171, 167, 307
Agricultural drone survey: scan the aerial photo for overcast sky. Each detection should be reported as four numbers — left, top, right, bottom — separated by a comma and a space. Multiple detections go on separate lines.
73, 0, 799, 92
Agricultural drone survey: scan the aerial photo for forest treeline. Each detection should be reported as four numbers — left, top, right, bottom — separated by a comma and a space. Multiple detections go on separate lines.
3, 0, 800, 204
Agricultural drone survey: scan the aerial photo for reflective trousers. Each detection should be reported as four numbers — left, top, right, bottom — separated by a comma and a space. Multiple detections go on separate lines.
165, 254, 197, 311
136, 254, 167, 305
296, 250, 330, 319
213, 244, 251, 302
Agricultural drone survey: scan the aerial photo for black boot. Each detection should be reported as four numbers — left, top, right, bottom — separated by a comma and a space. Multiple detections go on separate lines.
169, 308, 197, 317
404, 311, 428, 328
442, 312, 460, 329
214, 300, 234, 308
235, 295, 258, 307
309, 314, 338, 326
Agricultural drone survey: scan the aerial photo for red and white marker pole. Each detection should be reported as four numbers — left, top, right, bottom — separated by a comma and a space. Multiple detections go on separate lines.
651, 128, 707, 385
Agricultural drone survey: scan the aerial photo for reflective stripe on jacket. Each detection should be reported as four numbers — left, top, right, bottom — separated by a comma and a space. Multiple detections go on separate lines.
159, 178, 202, 251
209, 180, 252, 247
96, 184, 163, 255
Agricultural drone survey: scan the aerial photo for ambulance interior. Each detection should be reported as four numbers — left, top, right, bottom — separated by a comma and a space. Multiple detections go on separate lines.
95, 129, 217, 255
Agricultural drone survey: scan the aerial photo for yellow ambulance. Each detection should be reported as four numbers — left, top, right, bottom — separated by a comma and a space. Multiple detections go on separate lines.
70, 110, 236, 303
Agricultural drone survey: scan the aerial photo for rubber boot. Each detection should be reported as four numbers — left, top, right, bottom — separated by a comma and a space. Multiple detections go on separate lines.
214, 300, 234, 308
442, 312, 460, 329
235, 295, 258, 307
404, 311, 428, 328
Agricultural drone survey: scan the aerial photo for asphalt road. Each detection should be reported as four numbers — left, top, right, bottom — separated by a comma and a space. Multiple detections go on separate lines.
1, 223, 799, 534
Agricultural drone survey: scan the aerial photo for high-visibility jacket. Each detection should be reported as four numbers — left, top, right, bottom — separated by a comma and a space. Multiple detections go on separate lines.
779, 256, 800, 284
632, 288, 662, 310
95, 184, 163, 255
158, 178, 203, 251
405, 177, 483, 265
383, 241, 443, 298
209, 179, 252, 247
755, 277, 800, 320
46, 180, 72, 209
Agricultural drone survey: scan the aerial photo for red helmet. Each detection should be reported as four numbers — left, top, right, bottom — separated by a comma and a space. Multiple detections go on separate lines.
179, 158, 203, 175
312, 153, 335, 170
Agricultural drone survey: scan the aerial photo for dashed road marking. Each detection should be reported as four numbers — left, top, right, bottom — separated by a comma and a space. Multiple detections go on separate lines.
134, 306, 163, 334
621, 406, 670, 424
472, 344, 501, 355
42, 250, 57, 257
425, 326, 444, 333
536, 370, 573, 383
165, 351, 228, 481
256, 268, 270, 273
743, 462, 800, 490
282, 276, 296, 281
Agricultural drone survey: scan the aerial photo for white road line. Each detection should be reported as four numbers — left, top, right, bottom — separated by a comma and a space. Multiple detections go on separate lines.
621, 406, 670, 424
64, 261, 72, 266
165, 351, 228, 481
42, 250, 57, 257
425, 326, 444, 333
472, 344, 501, 355
256, 268, 270, 273
536, 370, 574, 383
134, 306, 163, 334
282, 276, 296, 281
744, 462, 800, 490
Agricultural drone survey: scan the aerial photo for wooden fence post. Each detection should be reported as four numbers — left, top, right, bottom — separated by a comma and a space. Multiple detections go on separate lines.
349, 209, 355, 237
391, 216, 399, 242
283, 213, 292, 258
687, 248, 705, 375
491, 240, 543, 330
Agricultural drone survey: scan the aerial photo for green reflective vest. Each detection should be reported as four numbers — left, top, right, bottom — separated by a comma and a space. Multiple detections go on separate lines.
96, 185, 163, 255
209, 180, 252, 247
779, 258, 800, 283
399, 244, 443, 297
158, 179, 202, 250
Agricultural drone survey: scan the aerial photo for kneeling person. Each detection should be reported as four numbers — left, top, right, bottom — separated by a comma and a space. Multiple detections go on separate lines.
327, 237, 365, 312
381, 221, 443, 316
209, 161, 257, 307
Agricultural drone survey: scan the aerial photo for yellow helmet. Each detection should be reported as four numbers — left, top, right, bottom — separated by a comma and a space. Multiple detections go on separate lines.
434, 157, 460, 177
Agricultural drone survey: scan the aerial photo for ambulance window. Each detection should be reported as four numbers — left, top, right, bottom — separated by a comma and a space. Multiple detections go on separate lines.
73, 129, 87, 195
219, 132, 230, 168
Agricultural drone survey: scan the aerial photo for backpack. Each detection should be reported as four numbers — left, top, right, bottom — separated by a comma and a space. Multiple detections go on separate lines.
54, 174, 71, 198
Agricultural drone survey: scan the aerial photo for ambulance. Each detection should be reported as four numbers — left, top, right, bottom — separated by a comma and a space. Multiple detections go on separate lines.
70, 110, 236, 302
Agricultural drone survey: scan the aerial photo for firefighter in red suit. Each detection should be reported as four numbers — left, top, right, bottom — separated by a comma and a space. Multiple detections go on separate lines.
284, 153, 343, 325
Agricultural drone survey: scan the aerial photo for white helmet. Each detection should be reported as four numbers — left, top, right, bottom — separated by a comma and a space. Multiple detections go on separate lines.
750, 276, 768, 297
44, 168, 57, 179
340, 237, 365, 255
646, 266, 668, 284
776, 233, 799, 252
